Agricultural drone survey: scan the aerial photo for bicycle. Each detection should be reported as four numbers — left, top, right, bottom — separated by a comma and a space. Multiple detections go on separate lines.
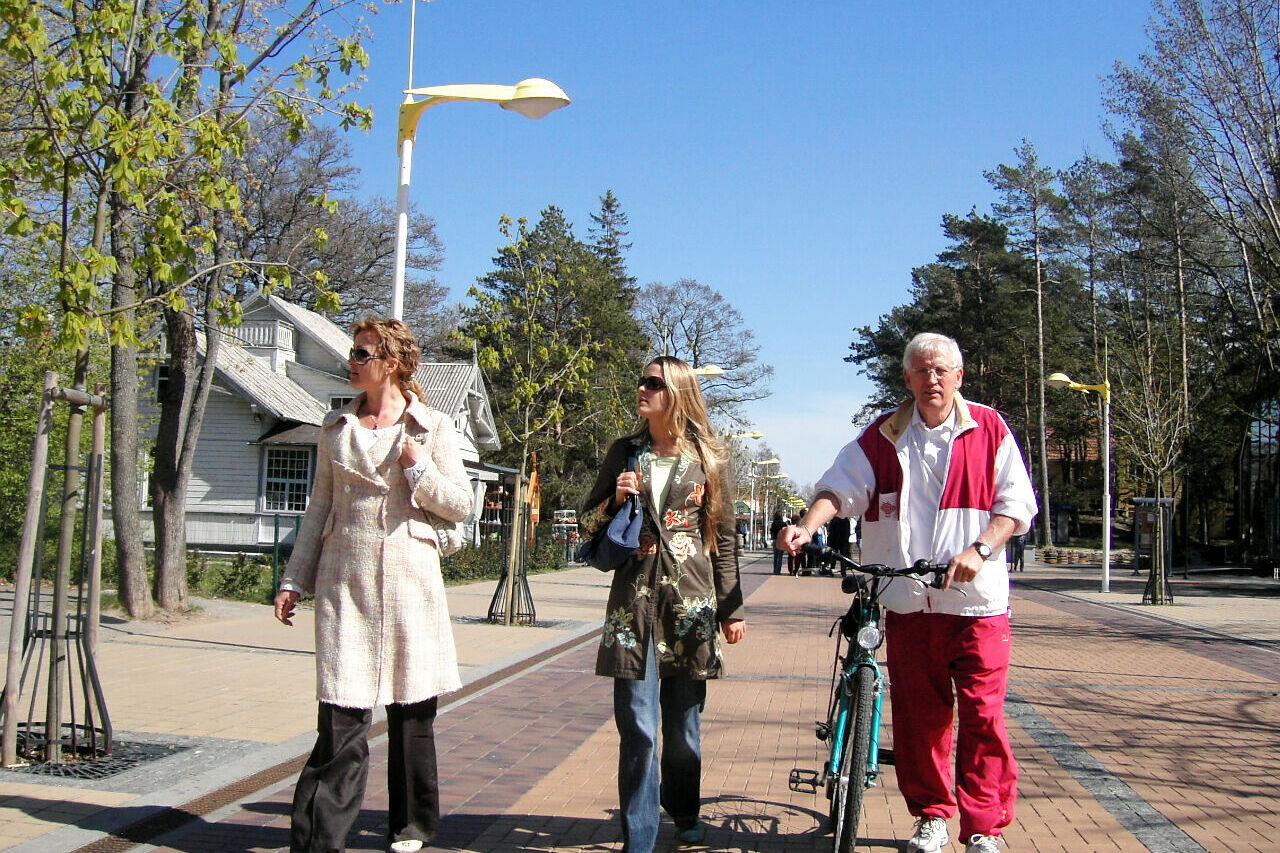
789, 545, 949, 853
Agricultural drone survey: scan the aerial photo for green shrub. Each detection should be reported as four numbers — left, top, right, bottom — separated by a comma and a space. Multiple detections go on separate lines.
186, 549, 210, 591
441, 541, 506, 584
210, 553, 273, 603
527, 539, 567, 575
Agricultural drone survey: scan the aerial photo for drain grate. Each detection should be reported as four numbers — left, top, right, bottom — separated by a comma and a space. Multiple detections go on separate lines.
2, 740, 188, 780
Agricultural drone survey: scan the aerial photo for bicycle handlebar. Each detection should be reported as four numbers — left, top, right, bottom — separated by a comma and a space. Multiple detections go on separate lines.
802, 544, 949, 590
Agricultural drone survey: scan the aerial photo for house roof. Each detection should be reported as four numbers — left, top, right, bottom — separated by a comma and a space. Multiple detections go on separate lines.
260, 293, 352, 363
199, 332, 329, 425
415, 361, 501, 450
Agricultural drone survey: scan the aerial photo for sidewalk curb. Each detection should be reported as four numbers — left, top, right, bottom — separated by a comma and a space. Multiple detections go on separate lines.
18, 619, 604, 853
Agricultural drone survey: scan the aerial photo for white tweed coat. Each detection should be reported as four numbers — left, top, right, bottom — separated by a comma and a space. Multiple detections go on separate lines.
282, 393, 473, 709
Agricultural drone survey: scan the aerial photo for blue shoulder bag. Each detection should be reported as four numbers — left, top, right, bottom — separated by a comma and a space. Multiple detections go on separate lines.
577, 452, 644, 572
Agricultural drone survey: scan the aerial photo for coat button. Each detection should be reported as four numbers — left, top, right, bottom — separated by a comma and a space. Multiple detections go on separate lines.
342, 526, 349, 536
344, 485, 351, 493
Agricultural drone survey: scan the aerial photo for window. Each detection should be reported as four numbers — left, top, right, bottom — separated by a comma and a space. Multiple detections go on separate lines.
264, 447, 313, 512
330, 396, 355, 410
155, 364, 170, 400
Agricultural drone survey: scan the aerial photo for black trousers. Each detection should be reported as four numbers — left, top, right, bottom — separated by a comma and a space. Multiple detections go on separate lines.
290, 698, 440, 852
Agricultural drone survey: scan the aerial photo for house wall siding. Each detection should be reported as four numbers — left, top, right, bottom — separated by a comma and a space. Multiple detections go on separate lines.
186, 393, 263, 512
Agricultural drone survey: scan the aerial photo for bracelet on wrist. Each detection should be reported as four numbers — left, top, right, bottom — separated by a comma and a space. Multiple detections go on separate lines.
799, 523, 813, 538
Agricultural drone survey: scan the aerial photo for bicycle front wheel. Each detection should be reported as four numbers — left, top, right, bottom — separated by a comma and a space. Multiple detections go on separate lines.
832, 665, 875, 853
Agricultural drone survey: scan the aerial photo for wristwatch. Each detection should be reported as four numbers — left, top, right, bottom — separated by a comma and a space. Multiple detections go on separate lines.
972, 540, 993, 559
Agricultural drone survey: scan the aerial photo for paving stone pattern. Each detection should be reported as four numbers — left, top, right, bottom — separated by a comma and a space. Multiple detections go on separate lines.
5, 557, 1278, 853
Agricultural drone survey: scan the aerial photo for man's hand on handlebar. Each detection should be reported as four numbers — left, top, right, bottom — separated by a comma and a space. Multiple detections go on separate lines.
945, 546, 986, 589
777, 524, 810, 555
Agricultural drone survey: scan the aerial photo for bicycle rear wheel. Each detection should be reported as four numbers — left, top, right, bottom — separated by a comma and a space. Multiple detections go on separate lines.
832, 665, 875, 853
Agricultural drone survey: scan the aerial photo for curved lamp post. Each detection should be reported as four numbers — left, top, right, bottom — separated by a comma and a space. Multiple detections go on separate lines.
392, 78, 571, 319
1047, 371, 1112, 592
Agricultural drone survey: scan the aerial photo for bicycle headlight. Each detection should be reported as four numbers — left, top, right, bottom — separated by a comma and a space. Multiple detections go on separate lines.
855, 625, 883, 651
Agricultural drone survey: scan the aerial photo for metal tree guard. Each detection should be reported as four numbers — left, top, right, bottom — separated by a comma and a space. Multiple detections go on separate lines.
487, 475, 536, 625
2, 373, 111, 767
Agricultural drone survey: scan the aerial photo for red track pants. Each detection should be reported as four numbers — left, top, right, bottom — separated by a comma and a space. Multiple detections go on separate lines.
884, 610, 1017, 841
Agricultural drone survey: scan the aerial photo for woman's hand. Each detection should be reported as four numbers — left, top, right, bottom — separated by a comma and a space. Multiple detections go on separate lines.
399, 433, 427, 469
721, 618, 746, 644
614, 470, 641, 509
274, 589, 300, 626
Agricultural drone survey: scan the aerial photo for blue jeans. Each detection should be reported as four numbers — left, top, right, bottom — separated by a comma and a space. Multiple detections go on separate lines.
773, 548, 785, 573
613, 640, 707, 852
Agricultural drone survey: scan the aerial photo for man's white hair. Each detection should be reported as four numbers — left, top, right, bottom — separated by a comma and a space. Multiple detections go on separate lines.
902, 332, 964, 371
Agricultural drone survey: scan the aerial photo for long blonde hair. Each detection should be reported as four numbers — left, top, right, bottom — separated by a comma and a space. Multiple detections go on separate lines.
633, 356, 730, 552
352, 317, 425, 400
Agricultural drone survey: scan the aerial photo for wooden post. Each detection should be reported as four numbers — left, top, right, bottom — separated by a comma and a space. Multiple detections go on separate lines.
85, 386, 107, 654
503, 478, 525, 626
45, 384, 88, 763
2, 372, 57, 767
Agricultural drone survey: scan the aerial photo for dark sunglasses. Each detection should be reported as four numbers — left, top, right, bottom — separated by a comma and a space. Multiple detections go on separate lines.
638, 375, 667, 392
348, 347, 383, 365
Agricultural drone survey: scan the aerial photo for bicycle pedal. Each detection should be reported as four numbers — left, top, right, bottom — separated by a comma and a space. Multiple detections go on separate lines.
789, 768, 821, 793
815, 721, 830, 740
877, 747, 895, 766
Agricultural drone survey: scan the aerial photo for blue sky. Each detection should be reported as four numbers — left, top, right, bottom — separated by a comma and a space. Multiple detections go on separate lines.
339, 0, 1154, 489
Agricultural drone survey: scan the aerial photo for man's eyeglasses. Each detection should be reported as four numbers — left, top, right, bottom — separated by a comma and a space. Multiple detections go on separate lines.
910, 366, 956, 379
348, 347, 383, 365
638, 376, 668, 392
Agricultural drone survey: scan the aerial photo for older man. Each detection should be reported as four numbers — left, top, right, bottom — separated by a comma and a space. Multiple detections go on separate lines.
779, 332, 1036, 853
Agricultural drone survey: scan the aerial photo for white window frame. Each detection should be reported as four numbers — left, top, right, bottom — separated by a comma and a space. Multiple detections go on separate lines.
261, 446, 314, 513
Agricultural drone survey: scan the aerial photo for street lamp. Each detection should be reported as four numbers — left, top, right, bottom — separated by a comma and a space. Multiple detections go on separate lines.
750, 458, 781, 549
391, 78, 570, 319
1047, 371, 1112, 593
692, 364, 725, 378
728, 431, 764, 440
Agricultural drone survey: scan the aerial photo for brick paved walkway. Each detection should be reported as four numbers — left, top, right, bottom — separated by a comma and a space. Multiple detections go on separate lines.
4, 555, 1278, 852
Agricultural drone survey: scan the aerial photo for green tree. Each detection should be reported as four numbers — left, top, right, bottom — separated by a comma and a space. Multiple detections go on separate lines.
589, 188, 637, 292
0, 0, 374, 614
986, 140, 1068, 545
457, 208, 645, 512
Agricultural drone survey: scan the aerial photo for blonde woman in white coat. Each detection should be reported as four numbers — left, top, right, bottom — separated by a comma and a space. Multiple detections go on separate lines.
274, 317, 473, 853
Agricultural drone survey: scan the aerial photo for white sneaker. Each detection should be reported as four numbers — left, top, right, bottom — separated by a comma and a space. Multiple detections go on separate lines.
965, 834, 1003, 853
907, 817, 949, 853
390, 841, 424, 853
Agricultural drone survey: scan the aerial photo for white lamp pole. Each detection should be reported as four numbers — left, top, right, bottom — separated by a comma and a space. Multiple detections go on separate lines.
1047, 372, 1112, 592
391, 78, 570, 319
750, 458, 781, 549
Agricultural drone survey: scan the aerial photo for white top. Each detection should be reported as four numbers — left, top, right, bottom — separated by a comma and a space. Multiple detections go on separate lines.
648, 456, 680, 509
906, 406, 956, 563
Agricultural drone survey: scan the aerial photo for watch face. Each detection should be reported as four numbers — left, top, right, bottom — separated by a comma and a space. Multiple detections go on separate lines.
976, 542, 992, 558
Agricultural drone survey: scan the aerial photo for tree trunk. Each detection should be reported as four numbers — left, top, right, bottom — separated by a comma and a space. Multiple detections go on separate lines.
151, 308, 197, 610
106, 0, 158, 619
1034, 236, 1052, 547
109, 253, 153, 619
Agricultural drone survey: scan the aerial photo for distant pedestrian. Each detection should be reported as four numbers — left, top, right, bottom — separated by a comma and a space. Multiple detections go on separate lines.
1006, 533, 1026, 572
770, 511, 787, 574
580, 356, 745, 852
827, 514, 852, 575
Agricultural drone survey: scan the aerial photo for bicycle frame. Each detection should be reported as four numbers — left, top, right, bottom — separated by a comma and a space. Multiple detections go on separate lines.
825, 579, 886, 792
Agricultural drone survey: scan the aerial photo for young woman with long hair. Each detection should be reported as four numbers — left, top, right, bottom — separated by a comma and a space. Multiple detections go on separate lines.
580, 355, 746, 852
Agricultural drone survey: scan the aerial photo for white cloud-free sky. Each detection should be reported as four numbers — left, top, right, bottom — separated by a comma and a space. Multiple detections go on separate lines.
339, 0, 1154, 489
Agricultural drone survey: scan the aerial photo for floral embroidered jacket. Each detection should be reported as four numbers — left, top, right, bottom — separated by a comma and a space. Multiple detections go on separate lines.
581, 436, 743, 680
